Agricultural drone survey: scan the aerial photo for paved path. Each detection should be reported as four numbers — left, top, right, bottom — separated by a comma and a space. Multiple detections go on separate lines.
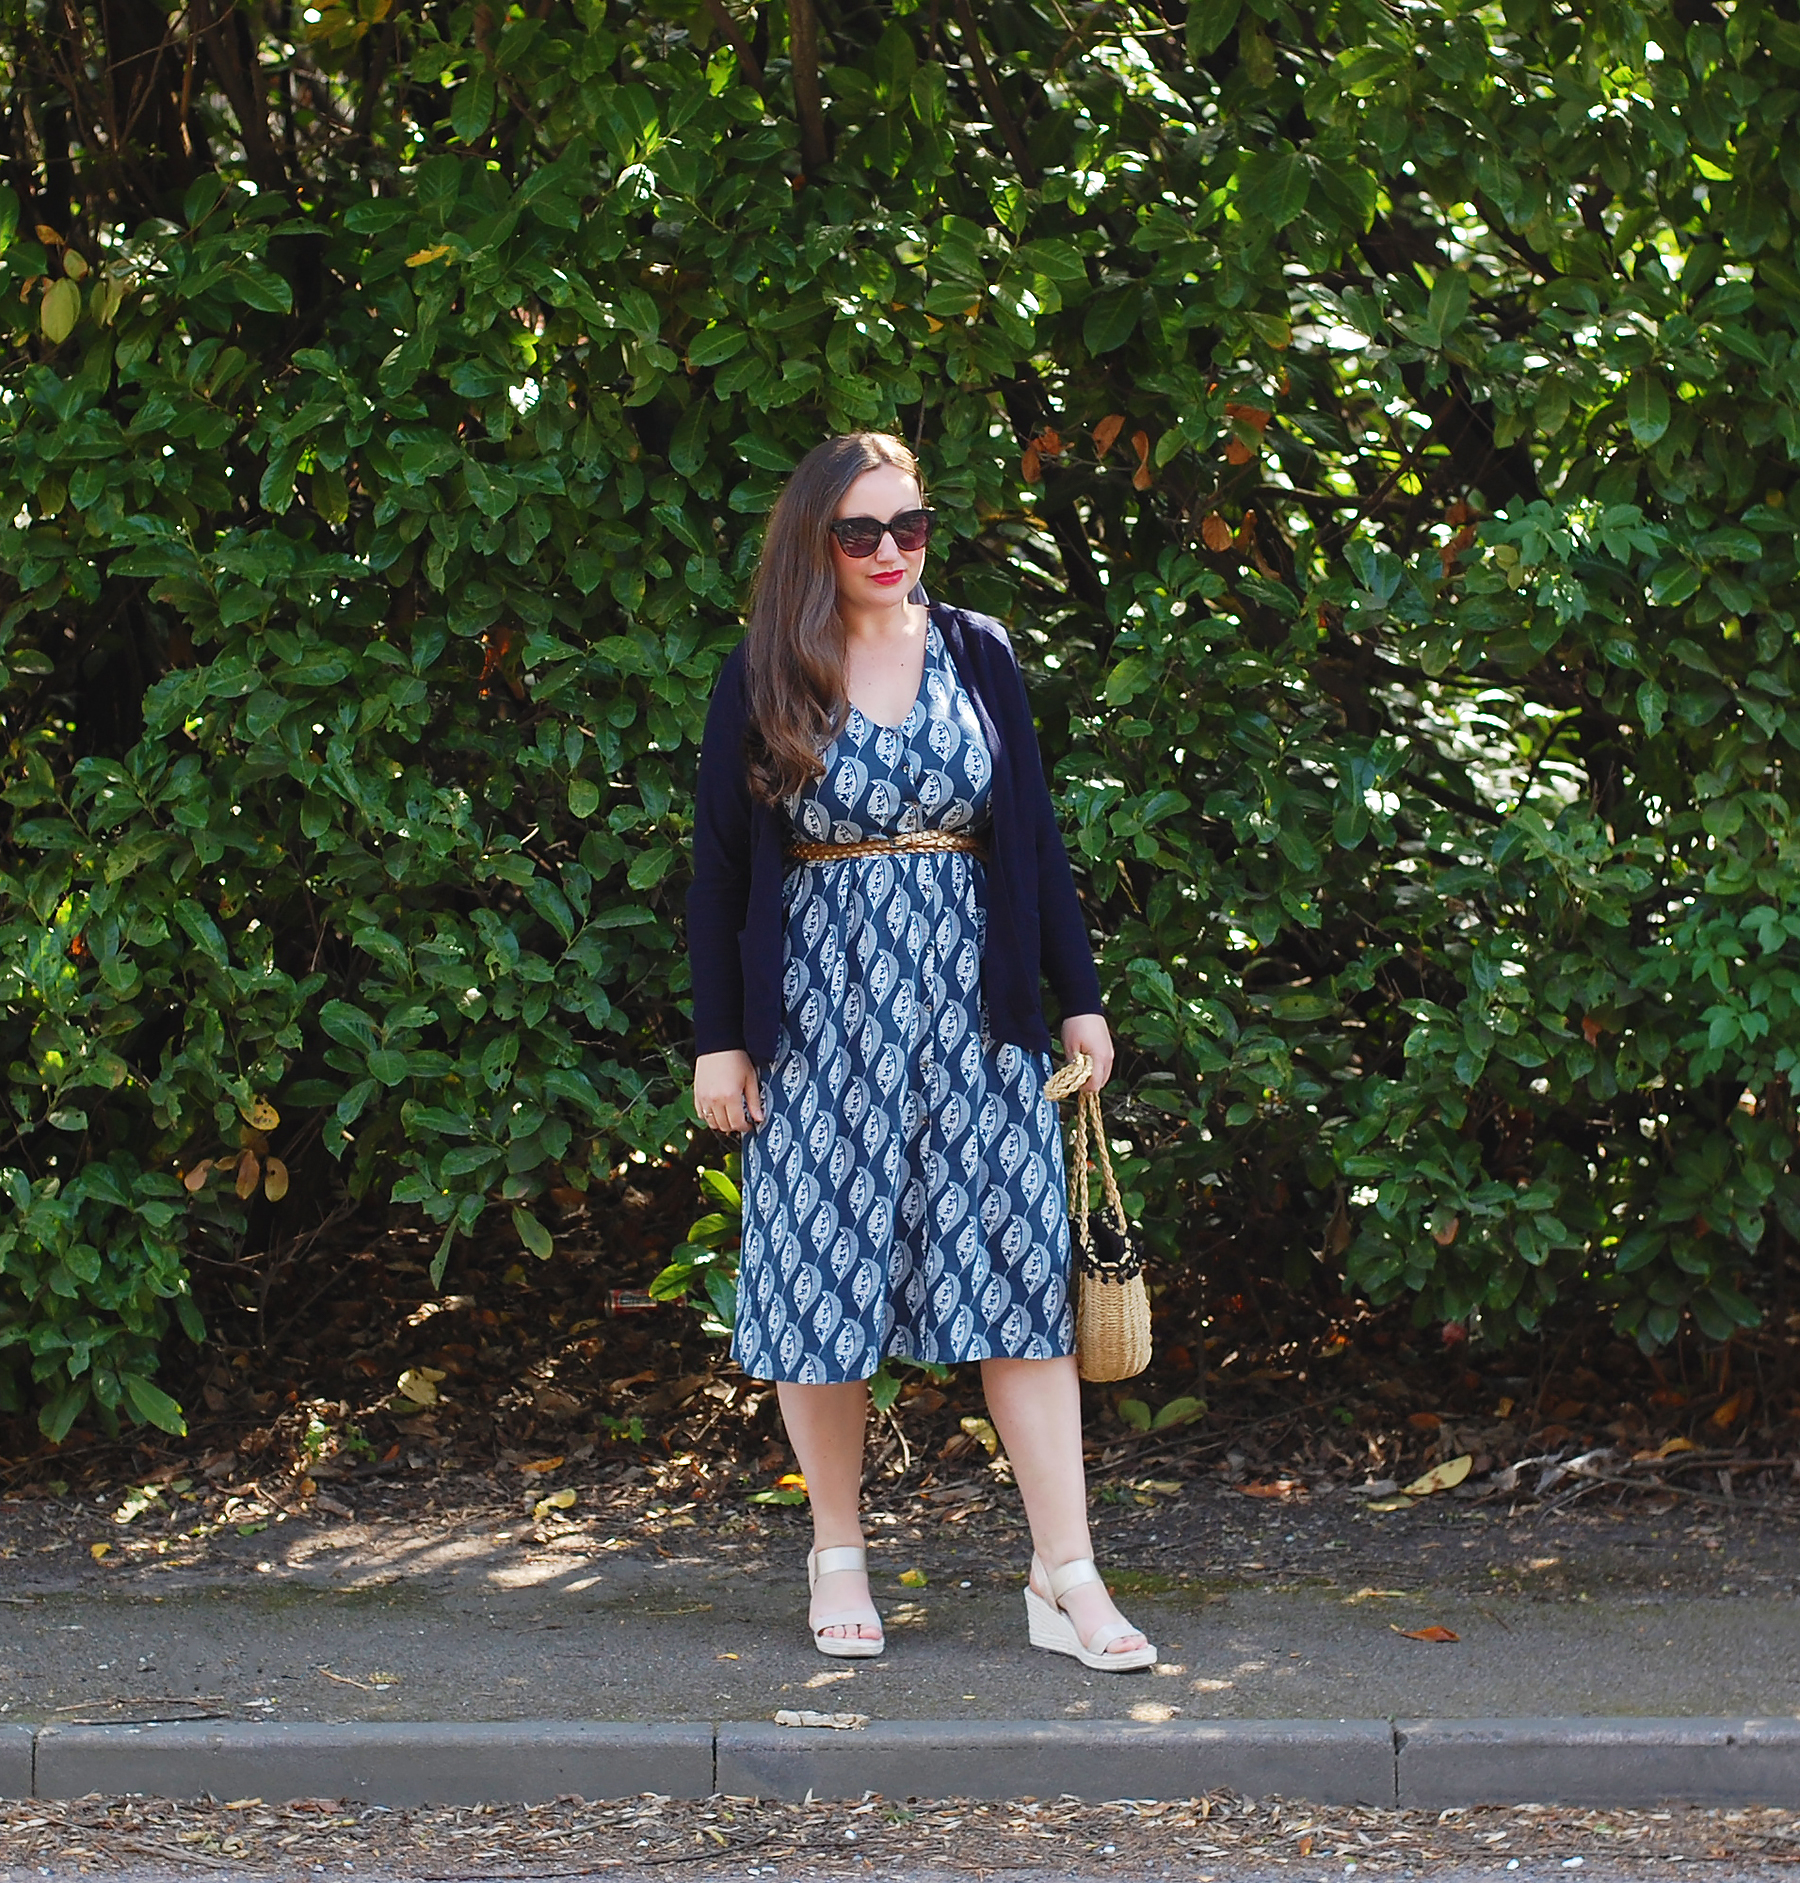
5, 1489, 1797, 1726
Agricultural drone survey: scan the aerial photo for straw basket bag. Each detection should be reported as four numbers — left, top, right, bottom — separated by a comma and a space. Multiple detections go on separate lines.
1042, 1051, 1151, 1383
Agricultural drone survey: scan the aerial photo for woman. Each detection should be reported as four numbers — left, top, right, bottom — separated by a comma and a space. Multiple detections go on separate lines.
686, 431, 1155, 1672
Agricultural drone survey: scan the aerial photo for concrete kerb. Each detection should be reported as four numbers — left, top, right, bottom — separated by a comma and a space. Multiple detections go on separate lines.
5, 1719, 1800, 1808
1397, 1718, 1800, 1809
29, 1722, 714, 1808
0, 1724, 33, 1801
717, 1719, 1395, 1805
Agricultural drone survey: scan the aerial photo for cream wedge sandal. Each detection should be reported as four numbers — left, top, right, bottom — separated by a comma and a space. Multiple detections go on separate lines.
807, 1544, 885, 1659
1024, 1554, 1158, 1672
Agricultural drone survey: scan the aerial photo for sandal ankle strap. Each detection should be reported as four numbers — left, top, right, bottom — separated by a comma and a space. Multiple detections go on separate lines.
810, 1544, 868, 1577
1035, 1553, 1104, 1601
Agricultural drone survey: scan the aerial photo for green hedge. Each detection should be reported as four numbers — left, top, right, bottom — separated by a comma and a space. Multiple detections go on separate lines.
2, 0, 1799, 1436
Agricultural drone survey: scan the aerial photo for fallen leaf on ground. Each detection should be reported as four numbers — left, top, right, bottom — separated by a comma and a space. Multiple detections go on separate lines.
533, 1488, 577, 1519
1409, 1411, 1442, 1430
960, 1415, 1000, 1455
1239, 1478, 1302, 1498
1365, 1495, 1415, 1512
898, 1567, 927, 1587
1639, 1436, 1699, 1460
1710, 1391, 1748, 1429
1402, 1454, 1472, 1496
1393, 1624, 1459, 1643
1343, 1587, 1408, 1604
519, 1456, 564, 1475
394, 1367, 444, 1406
89, 1542, 110, 1560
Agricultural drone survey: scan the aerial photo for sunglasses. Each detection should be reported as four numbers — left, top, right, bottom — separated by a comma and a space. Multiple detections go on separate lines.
827, 507, 935, 558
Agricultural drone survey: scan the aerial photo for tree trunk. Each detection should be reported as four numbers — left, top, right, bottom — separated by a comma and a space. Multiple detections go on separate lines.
787, 0, 828, 177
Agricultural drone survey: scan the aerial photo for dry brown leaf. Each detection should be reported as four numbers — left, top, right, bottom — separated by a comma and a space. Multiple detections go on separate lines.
1021, 444, 1041, 484
235, 1153, 261, 1200
1238, 1477, 1301, 1498
1131, 430, 1152, 490
1093, 413, 1125, 458
182, 1160, 212, 1194
1710, 1390, 1748, 1428
1394, 1624, 1459, 1643
519, 1456, 565, 1475
1201, 512, 1232, 552
1408, 1411, 1442, 1431
1431, 1215, 1460, 1246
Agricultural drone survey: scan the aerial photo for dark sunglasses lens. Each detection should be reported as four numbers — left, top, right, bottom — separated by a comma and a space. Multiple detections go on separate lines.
831, 519, 883, 557
888, 510, 933, 551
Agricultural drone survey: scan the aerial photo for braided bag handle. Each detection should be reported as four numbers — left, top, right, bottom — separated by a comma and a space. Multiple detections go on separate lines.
1043, 1051, 1142, 1282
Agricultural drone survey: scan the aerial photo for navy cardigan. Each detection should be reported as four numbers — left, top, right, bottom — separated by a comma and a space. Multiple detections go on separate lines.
686, 595, 1105, 1066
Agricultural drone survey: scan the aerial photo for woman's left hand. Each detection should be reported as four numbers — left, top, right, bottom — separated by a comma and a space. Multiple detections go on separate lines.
1060, 1012, 1114, 1093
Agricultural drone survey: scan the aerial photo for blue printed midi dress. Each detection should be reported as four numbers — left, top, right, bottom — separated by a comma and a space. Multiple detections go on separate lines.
732, 615, 1077, 1384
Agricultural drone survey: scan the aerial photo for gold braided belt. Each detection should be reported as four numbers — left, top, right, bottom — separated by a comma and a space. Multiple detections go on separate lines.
784, 828, 988, 864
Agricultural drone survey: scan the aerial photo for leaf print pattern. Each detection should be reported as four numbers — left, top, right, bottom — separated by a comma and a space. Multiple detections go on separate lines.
733, 616, 1076, 1384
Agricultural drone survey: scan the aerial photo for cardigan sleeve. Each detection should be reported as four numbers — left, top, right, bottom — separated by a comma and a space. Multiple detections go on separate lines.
995, 627, 1106, 1021
685, 646, 754, 1056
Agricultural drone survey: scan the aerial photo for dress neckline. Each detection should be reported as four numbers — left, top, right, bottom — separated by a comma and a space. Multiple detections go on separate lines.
846, 616, 938, 734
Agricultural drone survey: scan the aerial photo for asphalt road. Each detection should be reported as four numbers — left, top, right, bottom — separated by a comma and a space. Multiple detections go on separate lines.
4, 1475, 1797, 1726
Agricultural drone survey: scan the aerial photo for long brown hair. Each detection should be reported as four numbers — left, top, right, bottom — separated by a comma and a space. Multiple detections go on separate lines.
742, 431, 924, 806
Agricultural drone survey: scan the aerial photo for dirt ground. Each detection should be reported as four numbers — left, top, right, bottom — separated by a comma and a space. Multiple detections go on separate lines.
3, 1175, 1797, 1562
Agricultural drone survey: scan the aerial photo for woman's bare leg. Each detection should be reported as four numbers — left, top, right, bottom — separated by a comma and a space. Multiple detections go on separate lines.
979, 1355, 1148, 1655
777, 1379, 880, 1642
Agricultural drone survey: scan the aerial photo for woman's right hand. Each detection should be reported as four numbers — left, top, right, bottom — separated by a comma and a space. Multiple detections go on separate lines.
693, 1049, 766, 1134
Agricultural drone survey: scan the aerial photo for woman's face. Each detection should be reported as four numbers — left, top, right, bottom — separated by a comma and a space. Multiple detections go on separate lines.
829, 463, 927, 611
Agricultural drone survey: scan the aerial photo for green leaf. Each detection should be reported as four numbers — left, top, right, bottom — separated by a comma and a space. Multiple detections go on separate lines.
1083, 287, 1141, 356
1186, 0, 1242, 57
569, 777, 601, 819
687, 325, 750, 369
1628, 370, 1671, 447
513, 1206, 554, 1260
41, 278, 79, 344
1239, 151, 1310, 231
451, 69, 497, 142
1421, 269, 1470, 348
122, 1373, 187, 1436
367, 1049, 411, 1086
